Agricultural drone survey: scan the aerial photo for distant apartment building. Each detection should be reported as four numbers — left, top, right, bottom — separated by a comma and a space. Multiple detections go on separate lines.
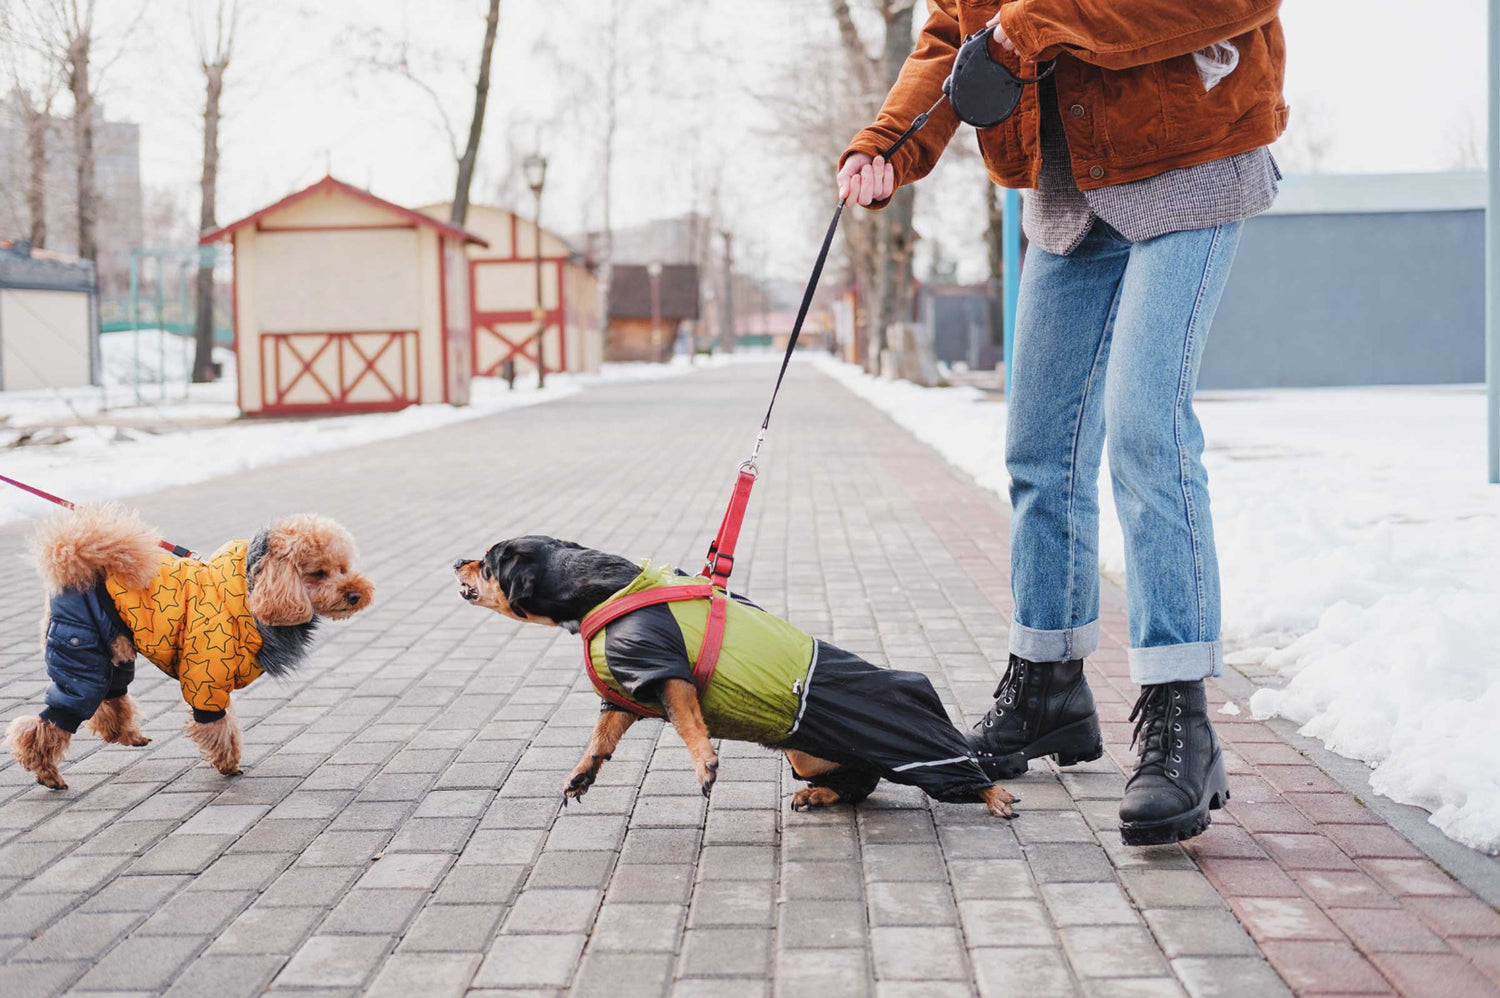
0, 98, 144, 295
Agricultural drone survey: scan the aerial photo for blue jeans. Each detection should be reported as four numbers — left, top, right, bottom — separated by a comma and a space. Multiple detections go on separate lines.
1006, 219, 1243, 684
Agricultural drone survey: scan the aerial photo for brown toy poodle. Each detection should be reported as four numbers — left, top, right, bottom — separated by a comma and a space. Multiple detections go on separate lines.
6, 502, 373, 788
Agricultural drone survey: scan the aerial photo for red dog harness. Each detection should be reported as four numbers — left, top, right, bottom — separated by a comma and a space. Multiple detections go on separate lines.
580, 458, 756, 719
579, 583, 728, 718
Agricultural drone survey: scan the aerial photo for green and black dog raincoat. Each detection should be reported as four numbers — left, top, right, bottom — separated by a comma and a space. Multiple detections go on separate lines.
582, 562, 992, 804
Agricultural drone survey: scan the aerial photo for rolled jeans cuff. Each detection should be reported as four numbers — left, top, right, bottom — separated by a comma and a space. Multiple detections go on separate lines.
1009, 618, 1100, 663
1129, 640, 1223, 685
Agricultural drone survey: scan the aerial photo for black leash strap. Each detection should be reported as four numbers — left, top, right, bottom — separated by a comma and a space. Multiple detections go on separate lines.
755, 95, 946, 447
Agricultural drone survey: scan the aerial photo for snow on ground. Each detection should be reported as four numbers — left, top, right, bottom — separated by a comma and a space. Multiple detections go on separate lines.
0, 333, 766, 526
814, 355, 1500, 853
101, 327, 237, 388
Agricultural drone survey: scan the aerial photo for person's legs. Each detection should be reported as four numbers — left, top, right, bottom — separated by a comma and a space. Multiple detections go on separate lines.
1006, 223, 1131, 658
1103, 221, 1241, 681
968, 223, 1128, 778
1102, 220, 1243, 844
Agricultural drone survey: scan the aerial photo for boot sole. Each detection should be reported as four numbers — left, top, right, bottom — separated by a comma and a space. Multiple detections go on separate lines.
1119, 752, 1231, 846
975, 714, 1104, 781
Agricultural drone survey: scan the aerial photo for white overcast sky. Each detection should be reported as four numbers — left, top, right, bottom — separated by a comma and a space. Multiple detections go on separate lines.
74, 0, 1495, 284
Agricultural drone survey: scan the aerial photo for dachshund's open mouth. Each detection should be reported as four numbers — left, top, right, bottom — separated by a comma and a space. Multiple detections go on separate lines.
459, 583, 479, 603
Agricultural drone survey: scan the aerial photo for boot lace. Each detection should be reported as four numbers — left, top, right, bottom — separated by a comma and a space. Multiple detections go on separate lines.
976, 657, 1027, 730
1128, 684, 1186, 780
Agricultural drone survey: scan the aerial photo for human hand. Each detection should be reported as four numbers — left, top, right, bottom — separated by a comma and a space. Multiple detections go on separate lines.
982, 14, 1016, 52
837, 152, 895, 207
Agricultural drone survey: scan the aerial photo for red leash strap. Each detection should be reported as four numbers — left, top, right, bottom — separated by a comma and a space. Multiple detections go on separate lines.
579, 584, 728, 719
0, 473, 197, 559
703, 465, 756, 588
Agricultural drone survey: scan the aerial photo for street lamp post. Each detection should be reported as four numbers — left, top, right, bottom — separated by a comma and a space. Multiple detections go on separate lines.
647, 260, 664, 363
523, 153, 549, 390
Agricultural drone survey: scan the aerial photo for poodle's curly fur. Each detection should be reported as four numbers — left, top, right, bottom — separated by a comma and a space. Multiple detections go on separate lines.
184, 704, 242, 776
88, 694, 150, 746
7, 715, 71, 789
30, 502, 162, 595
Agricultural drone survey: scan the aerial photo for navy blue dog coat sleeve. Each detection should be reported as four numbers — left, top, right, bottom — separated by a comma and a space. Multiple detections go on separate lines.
40, 583, 132, 733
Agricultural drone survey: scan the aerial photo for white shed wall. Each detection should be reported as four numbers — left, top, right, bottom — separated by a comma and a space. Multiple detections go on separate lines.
0, 288, 93, 390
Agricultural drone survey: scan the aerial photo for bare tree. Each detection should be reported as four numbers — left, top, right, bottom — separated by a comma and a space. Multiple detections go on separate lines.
450, 0, 501, 226
347, 3, 503, 228
529, 0, 631, 341
12, 0, 140, 262
190, 0, 242, 382
15, 0, 106, 261
6, 83, 62, 248
597, 0, 624, 330
1, 5, 62, 247
826, 0, 918, 372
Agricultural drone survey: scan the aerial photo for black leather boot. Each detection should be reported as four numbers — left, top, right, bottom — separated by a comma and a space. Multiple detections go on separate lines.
965, 656, 1104, 779
1119, 680, 1230, 845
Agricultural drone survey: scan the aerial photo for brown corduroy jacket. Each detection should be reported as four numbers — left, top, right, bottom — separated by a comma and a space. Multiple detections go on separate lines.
843, 0, 1288, 206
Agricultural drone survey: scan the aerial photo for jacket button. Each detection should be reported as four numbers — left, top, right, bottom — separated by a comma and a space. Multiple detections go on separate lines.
69, 637, 80, 646
1070, 103, 1085, 117
1089, 165, 1105, 180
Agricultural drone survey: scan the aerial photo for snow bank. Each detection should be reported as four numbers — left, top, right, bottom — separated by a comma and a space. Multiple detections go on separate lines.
814, 356, 1500, 853
99, 328, 234, 387
0, 353, 752, 527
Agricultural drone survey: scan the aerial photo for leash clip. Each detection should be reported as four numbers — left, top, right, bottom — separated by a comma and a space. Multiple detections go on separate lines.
742, 428, 767, 476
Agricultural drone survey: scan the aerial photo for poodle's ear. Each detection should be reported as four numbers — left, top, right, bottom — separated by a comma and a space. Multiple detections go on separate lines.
484, 542, 535, 618
249, 554, 314, 626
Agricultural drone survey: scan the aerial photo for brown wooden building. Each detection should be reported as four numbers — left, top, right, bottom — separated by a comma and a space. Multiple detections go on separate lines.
606, 263, 699, 362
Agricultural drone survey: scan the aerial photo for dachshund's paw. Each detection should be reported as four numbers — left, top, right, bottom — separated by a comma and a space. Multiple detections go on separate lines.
564, 771, 596, 803
981, 784, 1016, 819
789, 786, 841, 811
216, 764, 243, 777
697, 757, 718, 798
120, 733, 151, 747
564, 752, 611, 804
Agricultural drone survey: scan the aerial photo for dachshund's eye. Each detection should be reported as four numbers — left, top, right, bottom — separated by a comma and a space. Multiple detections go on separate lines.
308, 569, 328, 580
480, 564, 491, 581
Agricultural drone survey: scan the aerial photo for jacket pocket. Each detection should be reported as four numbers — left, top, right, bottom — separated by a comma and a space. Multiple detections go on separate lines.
46, 617, 102, 654
1098, 61, 1170, 158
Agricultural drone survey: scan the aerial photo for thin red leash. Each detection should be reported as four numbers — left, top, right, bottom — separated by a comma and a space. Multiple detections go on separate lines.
0, 473, 197, 559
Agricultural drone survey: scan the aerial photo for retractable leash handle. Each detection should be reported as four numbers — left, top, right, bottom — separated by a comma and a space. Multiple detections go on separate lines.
0, 473, 199, 560
704, 29, 1052, 588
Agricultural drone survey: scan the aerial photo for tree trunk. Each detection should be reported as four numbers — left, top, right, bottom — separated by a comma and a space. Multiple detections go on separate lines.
597, 0, 621, 351
828, 0, 876, 98
450, 0, 501, 227
193, 62, 225, 382
69, 33, 96, 262
868, 1, 916, 373
984, 180, 1006, 363
24, 107, 48, 248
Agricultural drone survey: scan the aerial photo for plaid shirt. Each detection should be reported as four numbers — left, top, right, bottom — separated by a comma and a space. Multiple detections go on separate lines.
1022, 77, 1280, 255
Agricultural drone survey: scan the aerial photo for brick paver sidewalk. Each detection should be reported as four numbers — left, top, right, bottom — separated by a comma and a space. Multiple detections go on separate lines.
1, 361, 1497, 997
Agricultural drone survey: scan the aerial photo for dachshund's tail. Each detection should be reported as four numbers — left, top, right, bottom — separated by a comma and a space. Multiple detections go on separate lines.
30, 502, 164, 594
